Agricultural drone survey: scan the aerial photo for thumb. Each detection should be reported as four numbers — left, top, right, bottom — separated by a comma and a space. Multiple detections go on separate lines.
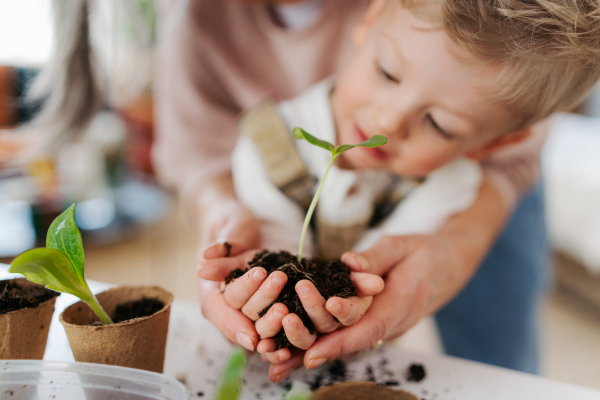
341, 235, 418, 276
203, 212, 261, 259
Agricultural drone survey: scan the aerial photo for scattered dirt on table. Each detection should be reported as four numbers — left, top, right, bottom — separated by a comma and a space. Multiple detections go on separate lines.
225, 250, 356, 349
405, 363, 426, 382
0, 280, 58, 314
112, 297, 165, 323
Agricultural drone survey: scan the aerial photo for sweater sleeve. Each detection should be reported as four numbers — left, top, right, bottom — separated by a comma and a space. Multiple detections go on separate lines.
152, 2, 239, 214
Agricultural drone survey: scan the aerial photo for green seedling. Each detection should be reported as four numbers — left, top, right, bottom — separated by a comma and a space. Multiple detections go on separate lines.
10, 204, 113, 324
293, 127, 387, 262
214, 347, 247, 400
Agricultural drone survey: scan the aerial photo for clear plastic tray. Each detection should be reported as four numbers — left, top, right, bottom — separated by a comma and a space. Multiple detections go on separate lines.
0, 360, 190, 400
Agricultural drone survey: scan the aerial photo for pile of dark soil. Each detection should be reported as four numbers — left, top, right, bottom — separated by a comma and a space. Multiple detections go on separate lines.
113, 297, 165, 323
0, 280, 58, 314
405, 364, 426, 382
225, 250, 357, 349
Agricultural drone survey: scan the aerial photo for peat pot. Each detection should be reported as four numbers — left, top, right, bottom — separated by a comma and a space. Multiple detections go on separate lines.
60, 285, 173, 373
0, 278, 59, 360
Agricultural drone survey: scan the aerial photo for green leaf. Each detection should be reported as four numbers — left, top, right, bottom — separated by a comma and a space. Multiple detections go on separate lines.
333, 134, 388, 156
10, 248, 93, 302
214, 348, 247, 400
46, 204, 85, 282
293, 127, 335, 153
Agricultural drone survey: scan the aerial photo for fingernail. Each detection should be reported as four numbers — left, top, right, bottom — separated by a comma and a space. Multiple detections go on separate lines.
296, 281, 311, 297
341, 254, 362, 271
283, 320, 297, 331
236, 332, 254, 351
329, 301, 342, 314
272, 306, 285, 319
275, 369, 293, 383
252, 268, 266, 281
307, 357, 327, 370
271, 274, 287, 287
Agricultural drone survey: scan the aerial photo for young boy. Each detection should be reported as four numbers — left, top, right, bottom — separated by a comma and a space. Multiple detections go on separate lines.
220, 0, 600, 373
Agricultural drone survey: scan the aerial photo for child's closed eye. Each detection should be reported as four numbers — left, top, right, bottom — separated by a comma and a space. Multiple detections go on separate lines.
375, 61, 400, 84
427, 114, 455, 140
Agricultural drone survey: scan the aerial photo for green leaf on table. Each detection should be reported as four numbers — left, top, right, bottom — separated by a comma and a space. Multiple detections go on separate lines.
10, 248, 93, 302
293, 127, 335, 153
46, 204, 85, 282
333, 135, 388, 156
214, 348, 247, 400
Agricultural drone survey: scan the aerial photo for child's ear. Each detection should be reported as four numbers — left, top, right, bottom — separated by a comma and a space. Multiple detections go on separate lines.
352, 0, 388, 46
467, 128, 532, 161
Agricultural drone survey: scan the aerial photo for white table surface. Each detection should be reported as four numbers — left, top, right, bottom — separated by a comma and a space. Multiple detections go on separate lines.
2, 263, 599, 400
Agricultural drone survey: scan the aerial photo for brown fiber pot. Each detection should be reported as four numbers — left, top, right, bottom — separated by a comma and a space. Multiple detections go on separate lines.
312, 382, 418, 400
0, 278, 58, 360
59, 286, 173, 373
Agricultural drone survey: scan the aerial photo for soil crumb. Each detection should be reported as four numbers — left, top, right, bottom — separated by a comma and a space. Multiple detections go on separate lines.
113, 297, 165, 323
405, 364, 426, 382
0, 280, 58, 314
225, 250, 357, 349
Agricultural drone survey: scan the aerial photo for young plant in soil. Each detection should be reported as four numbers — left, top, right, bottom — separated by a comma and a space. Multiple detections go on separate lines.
10, 204, 114, 324
225, 127, 387, 349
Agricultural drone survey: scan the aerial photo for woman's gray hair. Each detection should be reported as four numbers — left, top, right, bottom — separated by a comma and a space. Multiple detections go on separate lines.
25, 0, 103, 153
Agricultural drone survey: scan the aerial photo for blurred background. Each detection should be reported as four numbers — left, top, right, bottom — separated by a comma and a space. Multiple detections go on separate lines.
0, 0, 598, 390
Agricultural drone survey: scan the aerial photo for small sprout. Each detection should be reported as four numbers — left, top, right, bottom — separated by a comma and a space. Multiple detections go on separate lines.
10, 204, 113, 324
293, 127, 387, 261
214, 347, 247, 400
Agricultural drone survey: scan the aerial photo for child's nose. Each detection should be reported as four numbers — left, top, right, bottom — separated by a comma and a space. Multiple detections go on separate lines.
376, 106, 409, 139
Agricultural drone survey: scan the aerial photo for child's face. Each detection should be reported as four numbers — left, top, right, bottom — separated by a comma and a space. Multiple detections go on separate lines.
331, 1, 522, 176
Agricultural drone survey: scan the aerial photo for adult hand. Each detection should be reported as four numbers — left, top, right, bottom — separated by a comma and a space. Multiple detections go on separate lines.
265, 234, 463, 381
195, 176, 265, 351
267, 178, 509, 381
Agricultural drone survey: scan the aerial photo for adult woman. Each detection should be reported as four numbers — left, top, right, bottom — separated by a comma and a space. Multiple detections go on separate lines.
154, 0, 548, 382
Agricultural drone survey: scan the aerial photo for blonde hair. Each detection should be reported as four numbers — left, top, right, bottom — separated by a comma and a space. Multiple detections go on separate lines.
404, 0, 600, 127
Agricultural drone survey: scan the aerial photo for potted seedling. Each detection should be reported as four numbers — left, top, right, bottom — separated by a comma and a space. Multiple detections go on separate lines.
0, 277, 59, 359
225, 128, 387, 349
9, 204, 173, 373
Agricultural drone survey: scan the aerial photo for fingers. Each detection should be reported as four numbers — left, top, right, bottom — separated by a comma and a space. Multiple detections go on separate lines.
257, 338, 277, 354
223, 267, 267, 309
341, 235, 418, 276
268, 348, 305, 383
282, 313, 317, 350
199, 279, 258, 352
197, 250, 259, 281
295, 280, 339, 333
326, 296, 373, 326
256, 303, 288, 338
260, 348, 291, 364
350, 272, 385, 297
304, 267, 429, 369
241, 271, 288, 320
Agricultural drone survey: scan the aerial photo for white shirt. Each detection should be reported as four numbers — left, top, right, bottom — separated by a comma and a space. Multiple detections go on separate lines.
232, 79, 482, 257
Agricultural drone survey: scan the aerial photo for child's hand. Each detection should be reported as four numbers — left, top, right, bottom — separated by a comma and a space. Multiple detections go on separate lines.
254, 271, 384, 363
